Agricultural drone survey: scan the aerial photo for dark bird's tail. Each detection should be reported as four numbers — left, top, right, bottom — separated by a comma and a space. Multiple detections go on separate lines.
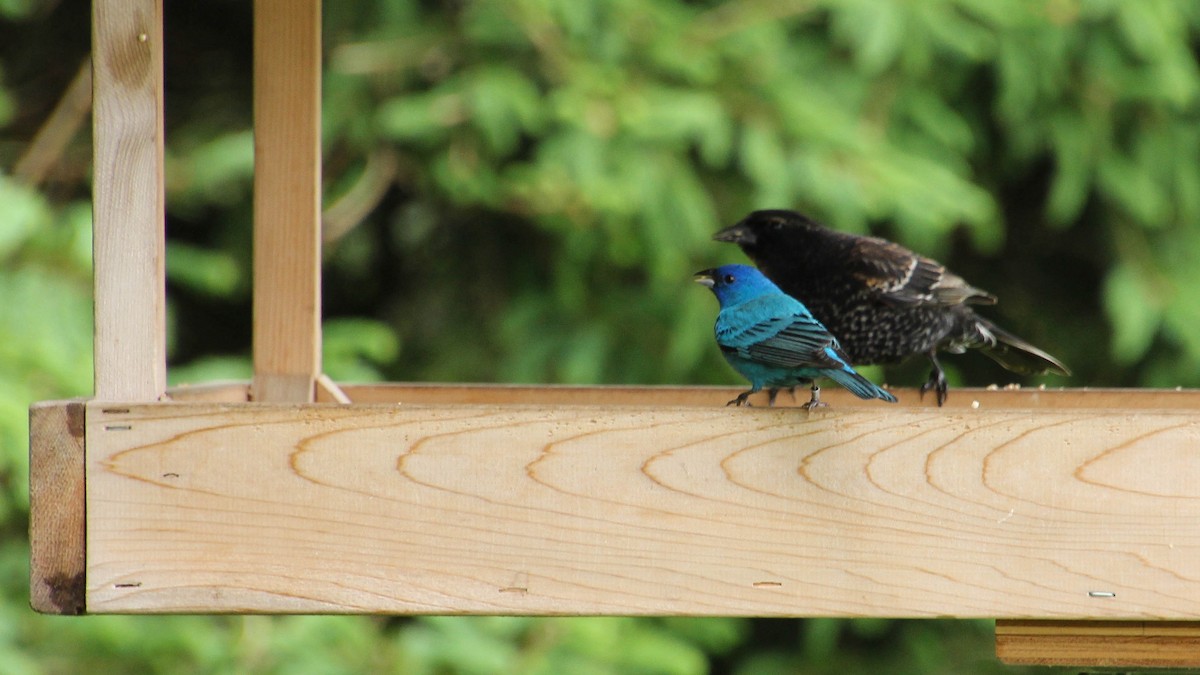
823, 368, 898, 403
973, 318, 1071, 376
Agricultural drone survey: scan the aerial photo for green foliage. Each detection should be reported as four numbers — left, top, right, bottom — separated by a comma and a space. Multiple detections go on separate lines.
323, 317, 401, 381
167, 243, 243, 297
0, 174, 92, 527
320, 0, 1200, 390
0, 0, 36, 21
4, 0, 1200, 672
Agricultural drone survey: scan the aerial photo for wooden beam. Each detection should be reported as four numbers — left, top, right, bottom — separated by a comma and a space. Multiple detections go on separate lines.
92, 0, 167, 402
251, 0, 322, 403
29, 401, 86, 615
996, 620, 1200, 667
83, 396, 1200, 616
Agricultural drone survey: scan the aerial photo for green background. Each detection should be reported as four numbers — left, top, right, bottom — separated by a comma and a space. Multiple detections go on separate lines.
3, 0, 1198, 672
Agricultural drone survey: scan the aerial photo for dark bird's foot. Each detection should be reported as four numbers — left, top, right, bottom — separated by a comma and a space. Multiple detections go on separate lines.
800, 385, 829, 411
727, 391, 754, 407
919, 353, 948, 406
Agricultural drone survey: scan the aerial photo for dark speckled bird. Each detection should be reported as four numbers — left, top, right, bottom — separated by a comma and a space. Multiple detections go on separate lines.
714, 209, 1070, 405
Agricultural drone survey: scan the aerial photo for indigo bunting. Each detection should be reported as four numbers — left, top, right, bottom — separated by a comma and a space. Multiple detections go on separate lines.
714, 210, 1069, 406
695, 264, 897, 408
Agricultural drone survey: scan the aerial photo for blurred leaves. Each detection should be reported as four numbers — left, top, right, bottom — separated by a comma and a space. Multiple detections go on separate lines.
167, 130, 255, 214
0, 0, 37, 21
166, 243, 242, 297
326, 0, 1200, 390
323, 317, 401, 381
0, 172, 47, 256
0, 174, 92, 527
1103, 262, 1162, 365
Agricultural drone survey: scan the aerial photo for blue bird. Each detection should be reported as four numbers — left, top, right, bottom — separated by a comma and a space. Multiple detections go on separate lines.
695, 264, 897, 408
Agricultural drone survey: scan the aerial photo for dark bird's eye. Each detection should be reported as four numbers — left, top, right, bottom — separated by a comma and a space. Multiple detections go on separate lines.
723, 274, 736, 284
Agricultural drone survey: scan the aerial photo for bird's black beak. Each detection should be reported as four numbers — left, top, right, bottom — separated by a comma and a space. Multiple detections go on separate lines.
713, 223, 755, 245
693, 269, 716, 288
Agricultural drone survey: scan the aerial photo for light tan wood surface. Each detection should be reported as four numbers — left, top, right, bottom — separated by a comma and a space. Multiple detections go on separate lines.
92, 0, 166, 402
81, 394, 1200, 616
251, 0, 322, 403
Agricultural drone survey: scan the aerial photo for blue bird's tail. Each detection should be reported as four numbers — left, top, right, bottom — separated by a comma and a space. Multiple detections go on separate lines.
823, 367, 897, 403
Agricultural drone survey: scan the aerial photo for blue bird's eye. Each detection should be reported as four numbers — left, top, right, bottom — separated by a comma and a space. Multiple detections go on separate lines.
723, 274, 736, 284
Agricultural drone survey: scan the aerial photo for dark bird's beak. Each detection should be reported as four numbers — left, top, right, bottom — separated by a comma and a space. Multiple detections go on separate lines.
713, 223, 755, 245
693, 269, 716, 288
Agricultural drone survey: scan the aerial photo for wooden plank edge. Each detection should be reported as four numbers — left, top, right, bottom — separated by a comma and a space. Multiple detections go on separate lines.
165, 381, 249, 402
164, 381, 1200, 410
341, 383, 1200, 409
29, 400, 86, 614
996, 620, 1200, 668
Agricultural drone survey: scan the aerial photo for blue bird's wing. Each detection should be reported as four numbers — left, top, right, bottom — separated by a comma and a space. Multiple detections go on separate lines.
740, 320, 844, 370
717, 296, 845, 370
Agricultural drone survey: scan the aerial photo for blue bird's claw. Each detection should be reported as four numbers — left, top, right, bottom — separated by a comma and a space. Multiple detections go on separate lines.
800, 384, 828, 411
727, 391, 754, 407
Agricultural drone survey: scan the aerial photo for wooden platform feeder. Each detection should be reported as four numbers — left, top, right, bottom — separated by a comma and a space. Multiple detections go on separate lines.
29, 0, 1200, 669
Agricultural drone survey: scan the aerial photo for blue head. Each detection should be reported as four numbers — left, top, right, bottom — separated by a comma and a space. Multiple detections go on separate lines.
694, 264, 782, 308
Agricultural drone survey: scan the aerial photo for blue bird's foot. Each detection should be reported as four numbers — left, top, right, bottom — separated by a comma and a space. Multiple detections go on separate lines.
727, 391, 754, 407
800, 384, 828, 411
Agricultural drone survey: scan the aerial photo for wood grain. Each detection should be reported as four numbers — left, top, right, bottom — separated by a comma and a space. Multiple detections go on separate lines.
30, 401, 86, 614
92, 0, 167, 402
251, 0, 322, 403
84, 399, 1200, 616
996, 620, 1200, 667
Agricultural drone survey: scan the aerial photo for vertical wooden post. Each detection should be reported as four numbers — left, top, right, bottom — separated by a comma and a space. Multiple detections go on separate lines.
92, 0, 167, 402
251, 0, 323, 403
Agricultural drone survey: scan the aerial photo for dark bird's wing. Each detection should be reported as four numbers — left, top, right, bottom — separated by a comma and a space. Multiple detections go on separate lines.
849, 236, 996, 308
